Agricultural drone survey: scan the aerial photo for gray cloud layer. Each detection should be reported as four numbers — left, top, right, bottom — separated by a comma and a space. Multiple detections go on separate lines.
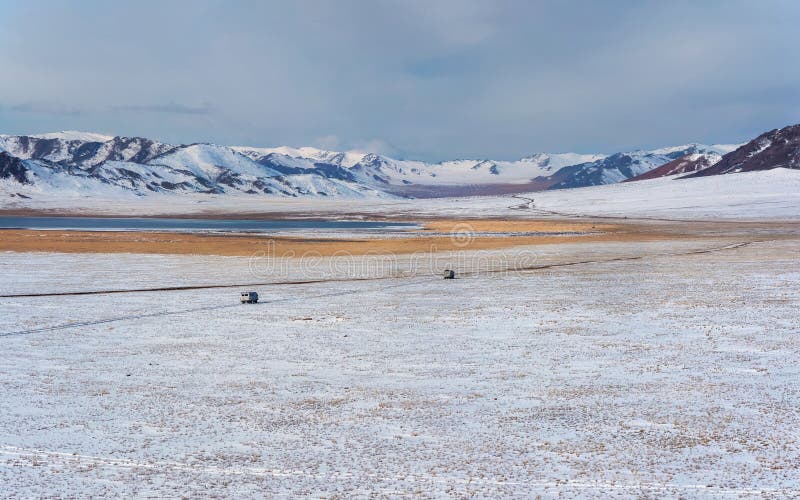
1, 0, 798, 160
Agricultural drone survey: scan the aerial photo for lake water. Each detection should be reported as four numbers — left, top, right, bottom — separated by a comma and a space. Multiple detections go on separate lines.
0, 216, 417, 233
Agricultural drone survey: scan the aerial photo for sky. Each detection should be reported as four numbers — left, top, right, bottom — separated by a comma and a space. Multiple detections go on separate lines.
1, 0, 798, 161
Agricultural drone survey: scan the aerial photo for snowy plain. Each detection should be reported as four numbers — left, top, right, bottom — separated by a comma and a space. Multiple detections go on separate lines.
1, 235, 799, 496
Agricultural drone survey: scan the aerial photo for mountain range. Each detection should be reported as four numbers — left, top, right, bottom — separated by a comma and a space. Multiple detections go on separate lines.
1, 124, 798, 201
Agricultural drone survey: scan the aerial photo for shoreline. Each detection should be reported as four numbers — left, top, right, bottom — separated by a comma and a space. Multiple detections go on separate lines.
0, 219, 640, 256
1, 216, 796, 257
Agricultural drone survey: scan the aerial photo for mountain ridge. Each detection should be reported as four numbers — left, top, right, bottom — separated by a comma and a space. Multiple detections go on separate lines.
682, 124, 800, 178
0, 127, 795, 202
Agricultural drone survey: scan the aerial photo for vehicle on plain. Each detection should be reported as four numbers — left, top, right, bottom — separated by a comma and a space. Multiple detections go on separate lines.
240, 291, 259, 304
443, 270, 455, 279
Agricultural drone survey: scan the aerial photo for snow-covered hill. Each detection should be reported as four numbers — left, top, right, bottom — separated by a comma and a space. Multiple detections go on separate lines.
523, 167, 800, 219
0, 126, 795, 206
623, 153, 723, 182
233, 146, 607, 189
683, 124, 800, 177
27, 131, 115, 142
0, 134, 393, 200
0, 132, 622, 201
543, 144, 736, 189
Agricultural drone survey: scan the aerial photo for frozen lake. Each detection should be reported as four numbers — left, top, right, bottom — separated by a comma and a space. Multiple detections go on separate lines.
0, 216, 417, 233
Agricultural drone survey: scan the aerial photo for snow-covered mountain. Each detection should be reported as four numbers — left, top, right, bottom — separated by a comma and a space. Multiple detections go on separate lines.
233, 145, 606, 189
0, 127, 794, 204
0, 133, 176, 168
0, 132, 616, 200
541, 144, 736, 190
624, 153, 723, 182
682, 124, 800, 178
0, 132, 392, 199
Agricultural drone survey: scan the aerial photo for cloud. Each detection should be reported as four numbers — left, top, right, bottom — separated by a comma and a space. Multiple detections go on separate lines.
389, 0, 499, 48
313, 135, 340, 150
0, 0, 798, 159
351, 139, 400, 157
3, 101, 84, 116
404, 52, 478, 79
114, 102, 213, 115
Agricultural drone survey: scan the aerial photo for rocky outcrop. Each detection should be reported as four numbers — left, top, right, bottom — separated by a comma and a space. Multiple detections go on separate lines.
0, 152, 30, 184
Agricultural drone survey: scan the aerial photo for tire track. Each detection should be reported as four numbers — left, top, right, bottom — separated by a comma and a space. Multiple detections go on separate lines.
0, 237, 761, 300
0, 303, 238, 338
0, 279, 426, 338
0, 275, 399, 299
0, 240, 760, 338
472, 241, 756, 276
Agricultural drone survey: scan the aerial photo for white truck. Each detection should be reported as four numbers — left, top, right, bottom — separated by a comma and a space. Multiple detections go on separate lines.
240, 291, 259, 304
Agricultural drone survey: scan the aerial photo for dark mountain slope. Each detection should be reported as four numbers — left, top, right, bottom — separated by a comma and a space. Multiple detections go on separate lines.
683, 124, 800, 178
624, 153, 720, 182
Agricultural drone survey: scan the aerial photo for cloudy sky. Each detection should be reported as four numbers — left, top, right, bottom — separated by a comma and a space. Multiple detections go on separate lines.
1, 0, 798, 160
